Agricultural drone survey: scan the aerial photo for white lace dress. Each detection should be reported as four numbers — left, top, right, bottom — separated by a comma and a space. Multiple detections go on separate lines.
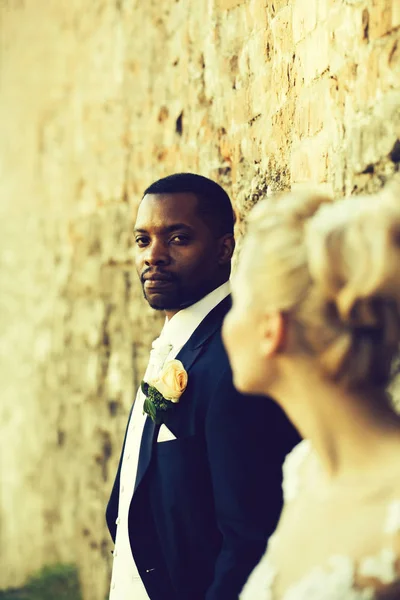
240, 440, 400, 600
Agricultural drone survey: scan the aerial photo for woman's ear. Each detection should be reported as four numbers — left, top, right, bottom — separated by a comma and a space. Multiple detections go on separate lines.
259, 311, 287, 357
218, 234, 235, 266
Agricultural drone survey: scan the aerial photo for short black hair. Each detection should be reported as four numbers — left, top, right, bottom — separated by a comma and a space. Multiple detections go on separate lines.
143, 173, 235, 236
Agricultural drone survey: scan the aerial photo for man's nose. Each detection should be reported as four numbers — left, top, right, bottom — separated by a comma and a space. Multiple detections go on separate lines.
144, 240, 170, 266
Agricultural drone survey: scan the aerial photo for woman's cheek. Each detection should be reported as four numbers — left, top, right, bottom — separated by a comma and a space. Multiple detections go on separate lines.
222, 311, 235, 355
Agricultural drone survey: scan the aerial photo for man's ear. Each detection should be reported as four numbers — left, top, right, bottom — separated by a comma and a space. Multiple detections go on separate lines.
259, 311, 287, 357
218, 234, 235, 266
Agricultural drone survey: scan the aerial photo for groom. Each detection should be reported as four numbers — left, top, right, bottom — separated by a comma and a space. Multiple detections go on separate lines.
106, 173, 300, 599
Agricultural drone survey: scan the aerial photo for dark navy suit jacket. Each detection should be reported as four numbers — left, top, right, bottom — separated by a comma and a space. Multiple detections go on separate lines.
106, 296, 300, 599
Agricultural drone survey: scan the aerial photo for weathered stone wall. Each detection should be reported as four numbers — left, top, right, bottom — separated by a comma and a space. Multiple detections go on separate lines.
0, 1, 399, 599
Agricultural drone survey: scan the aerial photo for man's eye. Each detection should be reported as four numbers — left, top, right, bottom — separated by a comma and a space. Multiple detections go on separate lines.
170, 235, 190, 245
135, 237, 149, 247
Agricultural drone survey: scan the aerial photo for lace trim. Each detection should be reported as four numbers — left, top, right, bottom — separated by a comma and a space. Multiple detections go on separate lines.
283, 555, 375, 600
358, 548, 397, 585
242, 441, 400, 600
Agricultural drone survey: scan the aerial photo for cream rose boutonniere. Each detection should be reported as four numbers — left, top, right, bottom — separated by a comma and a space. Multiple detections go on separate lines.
152, 360, 188, 402
141, 360, 188, 424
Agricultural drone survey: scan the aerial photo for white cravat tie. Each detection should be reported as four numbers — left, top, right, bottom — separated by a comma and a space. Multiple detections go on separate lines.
145, 335, 173, 382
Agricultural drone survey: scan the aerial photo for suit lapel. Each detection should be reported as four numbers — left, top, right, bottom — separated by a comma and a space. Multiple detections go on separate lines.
176, 295, 231, 356
134, 418, 160, 492
133, 295, 232, 495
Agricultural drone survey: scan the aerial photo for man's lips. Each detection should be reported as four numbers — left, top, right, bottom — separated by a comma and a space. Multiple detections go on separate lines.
144, 279, 174, 287
143, 275, 172, 281
142, 271, 175, 283
142, 274, 176, 291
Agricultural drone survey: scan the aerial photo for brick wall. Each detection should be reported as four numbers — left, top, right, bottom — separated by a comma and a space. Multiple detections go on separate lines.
0, 1, 399, 598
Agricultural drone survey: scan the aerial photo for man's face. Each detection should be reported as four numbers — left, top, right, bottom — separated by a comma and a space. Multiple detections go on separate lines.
134, 192, 227, 315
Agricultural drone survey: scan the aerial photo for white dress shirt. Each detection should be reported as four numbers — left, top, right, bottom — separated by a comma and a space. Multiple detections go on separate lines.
109, 282, 230, 599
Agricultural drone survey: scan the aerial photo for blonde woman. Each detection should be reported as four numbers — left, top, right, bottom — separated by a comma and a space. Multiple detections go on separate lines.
223, 184, 400, 599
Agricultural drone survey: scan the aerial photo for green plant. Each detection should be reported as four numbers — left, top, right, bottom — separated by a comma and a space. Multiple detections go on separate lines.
0, 564, 82, 600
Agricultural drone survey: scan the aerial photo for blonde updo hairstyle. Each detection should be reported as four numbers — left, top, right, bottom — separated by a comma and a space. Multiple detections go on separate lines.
244, 183, 400, 389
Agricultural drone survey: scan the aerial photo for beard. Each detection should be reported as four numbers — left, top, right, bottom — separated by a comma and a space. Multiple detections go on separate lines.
141, 278, 215, 312
143, 285, 185, 311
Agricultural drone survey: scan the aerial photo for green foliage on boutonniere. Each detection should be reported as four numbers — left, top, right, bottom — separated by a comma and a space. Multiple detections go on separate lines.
141, 359, 188, 424
141, 381, 173, 424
